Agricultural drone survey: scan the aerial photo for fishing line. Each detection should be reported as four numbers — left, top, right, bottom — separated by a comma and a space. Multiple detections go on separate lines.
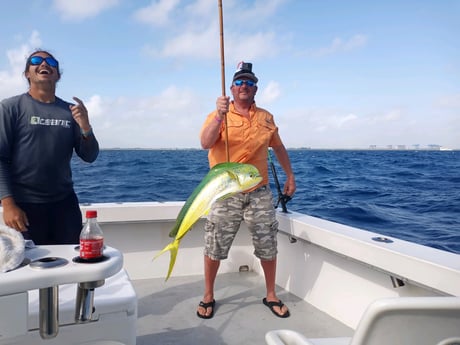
268, 148, 291, 213
218, 0, 230, 162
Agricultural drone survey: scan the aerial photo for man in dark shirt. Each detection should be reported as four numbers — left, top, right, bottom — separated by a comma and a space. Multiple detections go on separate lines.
0, 50, 99, 244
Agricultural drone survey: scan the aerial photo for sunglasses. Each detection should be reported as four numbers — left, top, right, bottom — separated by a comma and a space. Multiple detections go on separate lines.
233, 79, 256, 87
29, 56, 59, 68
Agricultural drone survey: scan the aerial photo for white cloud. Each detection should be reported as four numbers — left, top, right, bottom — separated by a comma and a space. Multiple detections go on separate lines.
183, 0, 216, 17
86, 86, 203, 148
0, 31, 42, 99
143, 22, 279, 61
438, 93, 460, 108
277, 106, 416, 149
366, 109, 403, 123
382, 109, 402, 121
336, 113, 358, 127
53, 0, 119, 21
155, 26, 219, 59
137, 0, 283, 61
85, 95, 106, 118
133, 0, 180, 27
312, 112, 358, 131
226, 31, 279, 62
309, 34, 369, 57
258, 81, 281, 105
225, 0, 287, 22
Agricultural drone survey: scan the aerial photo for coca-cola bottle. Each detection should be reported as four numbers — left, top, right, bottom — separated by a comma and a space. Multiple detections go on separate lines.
79, 210, 104, 261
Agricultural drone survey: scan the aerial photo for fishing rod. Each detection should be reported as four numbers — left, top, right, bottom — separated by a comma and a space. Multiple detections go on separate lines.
218, 0, 230, 162
268, 149, 291, 213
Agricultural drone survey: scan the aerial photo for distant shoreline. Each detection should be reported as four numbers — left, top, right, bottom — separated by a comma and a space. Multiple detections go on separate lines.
99, 147, 458, 151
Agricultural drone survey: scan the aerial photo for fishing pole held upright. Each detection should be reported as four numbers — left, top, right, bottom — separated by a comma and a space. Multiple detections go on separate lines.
218, 0, 230, 162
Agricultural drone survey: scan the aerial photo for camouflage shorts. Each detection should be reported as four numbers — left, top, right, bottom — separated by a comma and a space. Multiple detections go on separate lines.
203, 185, 278, 261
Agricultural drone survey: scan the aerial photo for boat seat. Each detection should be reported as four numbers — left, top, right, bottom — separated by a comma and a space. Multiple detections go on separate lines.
265, 296, 460, 345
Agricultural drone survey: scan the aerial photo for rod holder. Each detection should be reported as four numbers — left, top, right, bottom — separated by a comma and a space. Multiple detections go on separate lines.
390, 275, 406, 288
75, 280, 105, 323
30, 257, 68, 340
39, 286, 59, 339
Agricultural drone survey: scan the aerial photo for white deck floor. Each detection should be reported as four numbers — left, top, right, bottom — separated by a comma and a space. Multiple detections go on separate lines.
133, 272, 353, 345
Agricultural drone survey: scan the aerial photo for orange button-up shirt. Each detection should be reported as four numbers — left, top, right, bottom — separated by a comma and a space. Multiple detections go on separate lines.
200, 102, 282, 190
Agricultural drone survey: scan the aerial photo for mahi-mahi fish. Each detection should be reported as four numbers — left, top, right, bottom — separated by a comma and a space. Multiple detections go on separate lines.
154, 162, 262, 281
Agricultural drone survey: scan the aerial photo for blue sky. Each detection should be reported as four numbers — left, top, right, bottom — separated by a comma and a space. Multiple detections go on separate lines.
0, 0, 458, 149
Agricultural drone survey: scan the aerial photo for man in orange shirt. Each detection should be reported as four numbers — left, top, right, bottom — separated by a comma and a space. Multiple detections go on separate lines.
197, 62, 296, 319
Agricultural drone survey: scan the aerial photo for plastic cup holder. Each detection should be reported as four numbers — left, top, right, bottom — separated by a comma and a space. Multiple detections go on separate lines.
29, 257, 69, 269
72, 255, 110, 264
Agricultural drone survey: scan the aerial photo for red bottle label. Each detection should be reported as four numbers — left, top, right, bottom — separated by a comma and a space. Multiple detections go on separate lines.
80, 238, 104, 259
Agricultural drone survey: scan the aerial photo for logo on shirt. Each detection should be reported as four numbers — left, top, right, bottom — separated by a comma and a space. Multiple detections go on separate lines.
30, 116, 71, 128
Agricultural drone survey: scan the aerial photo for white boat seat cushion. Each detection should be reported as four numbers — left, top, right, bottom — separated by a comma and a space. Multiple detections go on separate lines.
266, 297, 460, 345
265, 330, 350, 345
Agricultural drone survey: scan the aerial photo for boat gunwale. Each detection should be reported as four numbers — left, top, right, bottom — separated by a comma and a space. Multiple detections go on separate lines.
77, 202, 460, 297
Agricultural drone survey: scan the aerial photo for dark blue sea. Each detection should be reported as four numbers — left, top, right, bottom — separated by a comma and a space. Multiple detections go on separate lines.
71, 149, 460, 254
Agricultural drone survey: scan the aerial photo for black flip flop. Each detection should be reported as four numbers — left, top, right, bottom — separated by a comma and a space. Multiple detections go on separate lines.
263, 298, 290, 318
196, 299, 216, 319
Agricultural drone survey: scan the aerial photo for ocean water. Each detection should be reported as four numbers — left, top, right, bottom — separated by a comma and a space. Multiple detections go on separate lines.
71, 149, 460, 254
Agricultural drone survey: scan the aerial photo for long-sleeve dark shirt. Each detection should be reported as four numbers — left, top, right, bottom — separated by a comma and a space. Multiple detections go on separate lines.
0, 93, 99, 203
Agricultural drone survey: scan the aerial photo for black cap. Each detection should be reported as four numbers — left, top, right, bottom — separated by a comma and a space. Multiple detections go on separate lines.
232, 61, 258, 83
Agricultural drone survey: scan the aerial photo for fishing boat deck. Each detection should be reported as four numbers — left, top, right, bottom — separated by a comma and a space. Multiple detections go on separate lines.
132, 271, 353, 345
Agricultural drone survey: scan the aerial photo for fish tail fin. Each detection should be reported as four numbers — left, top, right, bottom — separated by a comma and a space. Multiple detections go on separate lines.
165, 242, 179, 281
153, 239, 180, 281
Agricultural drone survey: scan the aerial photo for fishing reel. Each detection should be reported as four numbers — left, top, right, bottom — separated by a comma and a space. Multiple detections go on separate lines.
275, 193, 292, 213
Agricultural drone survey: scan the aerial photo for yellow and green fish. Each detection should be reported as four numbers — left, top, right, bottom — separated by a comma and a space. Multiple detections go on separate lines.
154, 162, 262, 280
